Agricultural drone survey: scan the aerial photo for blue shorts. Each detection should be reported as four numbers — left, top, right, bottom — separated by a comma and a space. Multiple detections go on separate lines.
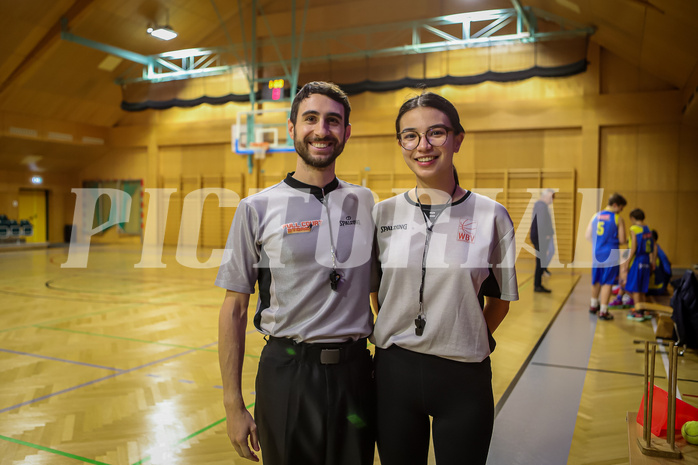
626, 261, 651, 293
592, 265, 619, 285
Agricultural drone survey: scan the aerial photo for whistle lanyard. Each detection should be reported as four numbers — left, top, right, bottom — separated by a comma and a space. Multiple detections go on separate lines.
414, 184, 457, 335
321, 188, 341, 291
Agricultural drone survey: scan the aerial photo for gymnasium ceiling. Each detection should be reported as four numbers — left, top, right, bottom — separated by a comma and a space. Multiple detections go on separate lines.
0, 0, 697, 173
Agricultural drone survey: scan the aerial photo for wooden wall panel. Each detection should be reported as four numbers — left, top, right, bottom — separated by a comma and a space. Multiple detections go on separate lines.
600, 127, 638, 192
161, 176, 181, 247
676, 192, 698, 269
637, 124, 679, 191
201, 176, 224, 249
179, 176, 202, 250
337, 135, 400, 175
600, 123, 695, 267
543, 128, 583, 170
678, 126, 698, 193
473, 130, 544, 170
222, 175, 244, 243
160, 146, 183, 179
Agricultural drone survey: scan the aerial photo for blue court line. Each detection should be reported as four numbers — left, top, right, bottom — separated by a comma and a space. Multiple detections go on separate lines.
0, 348, 123, 372
0, 341, 218, 414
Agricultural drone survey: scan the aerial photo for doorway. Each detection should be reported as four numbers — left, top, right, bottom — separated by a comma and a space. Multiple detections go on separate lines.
19, 189, 48, 243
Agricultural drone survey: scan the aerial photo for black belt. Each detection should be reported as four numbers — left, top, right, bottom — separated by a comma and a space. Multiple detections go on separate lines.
267, 336, 368, 365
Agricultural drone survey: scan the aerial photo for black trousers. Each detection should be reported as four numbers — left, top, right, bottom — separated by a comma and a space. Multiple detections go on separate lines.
532, 237, 547, 288
255, 337, 375, 465
375, 345, 494, 465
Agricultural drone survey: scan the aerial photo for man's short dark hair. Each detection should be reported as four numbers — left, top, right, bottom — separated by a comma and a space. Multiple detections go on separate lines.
608, 193, 627, 207
629, 208, 645, 221
289, 81, 351, 126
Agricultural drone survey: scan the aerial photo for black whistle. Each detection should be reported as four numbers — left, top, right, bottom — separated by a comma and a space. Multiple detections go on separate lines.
329, 270, 341, 291
414, 315, 426, 336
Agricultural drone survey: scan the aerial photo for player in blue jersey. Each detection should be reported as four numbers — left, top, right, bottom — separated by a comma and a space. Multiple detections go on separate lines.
585, 193, 627, 320
647, 230, 672, 296
623, 209, 657, 320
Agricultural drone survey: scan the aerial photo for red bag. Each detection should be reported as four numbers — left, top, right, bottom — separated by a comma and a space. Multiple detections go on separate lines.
636, 384, 698, 436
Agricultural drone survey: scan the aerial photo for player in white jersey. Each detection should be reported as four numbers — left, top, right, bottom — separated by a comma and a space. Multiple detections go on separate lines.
371, 92, 518, 465
217, 82, 376, 465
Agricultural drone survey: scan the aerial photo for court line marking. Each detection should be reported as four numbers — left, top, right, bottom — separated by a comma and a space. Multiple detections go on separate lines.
530, 361, 698, 384
517, 275, 534, 290
0, 434, 110, 465
0, 348, 123, 372
34, 325, 219, 353
131, 402, 255, 465
0, 342, 218, 414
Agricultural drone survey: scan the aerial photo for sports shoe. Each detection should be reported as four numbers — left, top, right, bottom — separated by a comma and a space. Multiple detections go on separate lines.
589, 305, 600, 314
534, 286, 551, 293
627, 310, 650, 321
612, 285, 621, 295
598, 311, 614, 320
622, 295, 634, 308
608, 296, 624, 308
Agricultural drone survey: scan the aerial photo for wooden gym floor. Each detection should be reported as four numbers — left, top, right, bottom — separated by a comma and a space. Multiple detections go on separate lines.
0, 244, 696, 464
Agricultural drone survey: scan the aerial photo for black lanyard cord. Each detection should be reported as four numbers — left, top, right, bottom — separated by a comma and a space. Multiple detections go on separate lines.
413, 184, 457, 335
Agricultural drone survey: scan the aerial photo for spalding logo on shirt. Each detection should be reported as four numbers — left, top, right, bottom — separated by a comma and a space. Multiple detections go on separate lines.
340, 216, 361, 226
457, 218, 477, 243
380, 224, 408, 233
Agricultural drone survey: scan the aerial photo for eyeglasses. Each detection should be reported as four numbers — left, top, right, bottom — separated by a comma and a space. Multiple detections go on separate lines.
397, 127, 453, 150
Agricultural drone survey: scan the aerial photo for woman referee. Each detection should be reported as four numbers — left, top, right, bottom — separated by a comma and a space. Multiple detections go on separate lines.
371, 92, 519, 465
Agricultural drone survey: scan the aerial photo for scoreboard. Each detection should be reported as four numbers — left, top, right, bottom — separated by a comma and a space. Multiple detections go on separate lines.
261, 79, 288, 101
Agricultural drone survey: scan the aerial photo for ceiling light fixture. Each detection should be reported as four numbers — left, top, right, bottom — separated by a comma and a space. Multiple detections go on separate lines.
147, 10, 177, 41
147, 25, 177, 41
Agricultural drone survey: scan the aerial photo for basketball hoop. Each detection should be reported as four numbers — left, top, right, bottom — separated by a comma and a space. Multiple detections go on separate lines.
250, 142, 270, 160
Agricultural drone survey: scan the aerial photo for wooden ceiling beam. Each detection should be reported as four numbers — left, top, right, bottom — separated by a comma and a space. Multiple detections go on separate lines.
0, 0, 96, 99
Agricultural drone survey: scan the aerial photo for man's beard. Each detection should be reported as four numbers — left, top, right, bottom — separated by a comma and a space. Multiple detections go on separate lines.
294, 132, 346, 168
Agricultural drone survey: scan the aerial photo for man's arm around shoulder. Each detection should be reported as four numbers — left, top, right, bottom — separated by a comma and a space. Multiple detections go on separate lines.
218, 290, 260, 462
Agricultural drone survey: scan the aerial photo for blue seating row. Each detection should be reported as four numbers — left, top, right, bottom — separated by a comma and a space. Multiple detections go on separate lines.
0, 214, 34, 240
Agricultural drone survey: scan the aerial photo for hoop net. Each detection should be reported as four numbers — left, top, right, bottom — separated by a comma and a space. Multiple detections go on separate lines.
250, 142, 270, 160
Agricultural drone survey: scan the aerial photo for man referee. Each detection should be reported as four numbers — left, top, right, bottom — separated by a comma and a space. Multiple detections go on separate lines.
216, 81, 376, 464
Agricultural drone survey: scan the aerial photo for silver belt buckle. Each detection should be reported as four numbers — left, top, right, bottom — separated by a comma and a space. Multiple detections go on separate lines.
320, 349, 341, 364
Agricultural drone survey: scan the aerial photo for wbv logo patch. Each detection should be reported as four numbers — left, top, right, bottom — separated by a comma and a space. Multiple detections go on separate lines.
457, 219, 477, 243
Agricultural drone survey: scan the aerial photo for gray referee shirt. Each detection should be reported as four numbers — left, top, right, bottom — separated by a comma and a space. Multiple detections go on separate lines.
372, 191, 519, 362
216, 174, 375, 343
